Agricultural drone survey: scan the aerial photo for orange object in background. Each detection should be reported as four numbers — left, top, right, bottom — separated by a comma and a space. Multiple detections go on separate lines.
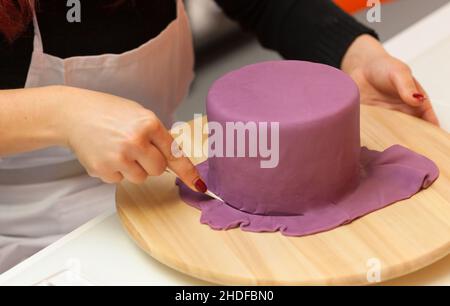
334, 0, 392, 14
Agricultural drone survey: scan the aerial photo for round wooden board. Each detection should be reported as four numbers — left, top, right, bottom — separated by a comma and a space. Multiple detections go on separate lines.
116, 105, 450, 285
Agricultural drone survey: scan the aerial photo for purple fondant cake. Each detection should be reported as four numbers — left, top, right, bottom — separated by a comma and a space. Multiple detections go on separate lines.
207, 60, 360, 215
176, 61, 439, 236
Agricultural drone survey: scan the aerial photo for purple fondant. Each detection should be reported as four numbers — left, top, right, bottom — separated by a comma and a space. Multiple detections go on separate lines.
207, 61, 361, 215
176, 61, 439, 236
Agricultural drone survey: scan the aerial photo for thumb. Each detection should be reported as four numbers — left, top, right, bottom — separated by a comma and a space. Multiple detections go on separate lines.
149, 120, 207, 193
390, 69, 426, 107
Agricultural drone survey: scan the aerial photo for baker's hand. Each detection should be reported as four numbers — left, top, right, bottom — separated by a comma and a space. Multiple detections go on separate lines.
341, 34, 439, 125
59, 86, 206, 192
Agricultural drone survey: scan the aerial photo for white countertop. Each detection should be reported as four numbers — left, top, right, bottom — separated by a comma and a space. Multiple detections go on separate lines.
1, 2, 449, 286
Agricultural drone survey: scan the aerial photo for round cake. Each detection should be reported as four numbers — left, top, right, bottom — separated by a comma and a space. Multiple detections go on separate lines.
176, 60, 438, 236
206, 61, 360, 215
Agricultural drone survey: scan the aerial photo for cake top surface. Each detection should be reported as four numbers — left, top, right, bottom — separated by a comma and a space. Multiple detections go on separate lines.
207, 61, 359, 123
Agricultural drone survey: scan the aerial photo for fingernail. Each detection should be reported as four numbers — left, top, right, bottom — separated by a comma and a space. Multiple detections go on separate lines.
413, 93, 426, 101
194, 178, 207, 193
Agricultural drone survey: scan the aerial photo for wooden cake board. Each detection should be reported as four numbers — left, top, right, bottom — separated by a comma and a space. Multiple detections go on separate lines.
116, 105, 450, 285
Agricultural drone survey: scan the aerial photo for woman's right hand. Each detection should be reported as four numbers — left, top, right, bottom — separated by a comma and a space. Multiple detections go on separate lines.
58, 86, 206, 192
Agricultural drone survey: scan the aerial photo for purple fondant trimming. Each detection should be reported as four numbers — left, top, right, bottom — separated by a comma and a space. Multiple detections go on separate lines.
176, 61, 439, 236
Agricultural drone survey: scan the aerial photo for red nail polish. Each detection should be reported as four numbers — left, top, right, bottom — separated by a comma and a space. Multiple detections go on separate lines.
194, 178, 207, 193
413, 93, 425, 101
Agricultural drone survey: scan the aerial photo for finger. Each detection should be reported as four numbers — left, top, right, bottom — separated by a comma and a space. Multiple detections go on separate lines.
390, 69, 424, 107
414, 79, 440, 126
134, 143, 168, 176
148, 119, 206, 193
119, 160, 148, 184
100, 171, 124, 184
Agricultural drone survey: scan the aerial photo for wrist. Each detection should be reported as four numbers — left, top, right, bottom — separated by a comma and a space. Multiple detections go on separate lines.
43, 85, 78, 148
341, 34, 388, 75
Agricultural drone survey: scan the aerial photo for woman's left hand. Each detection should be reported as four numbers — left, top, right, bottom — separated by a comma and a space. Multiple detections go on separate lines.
341, 34, 439, 126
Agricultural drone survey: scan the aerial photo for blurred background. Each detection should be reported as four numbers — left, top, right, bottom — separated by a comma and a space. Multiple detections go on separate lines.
175, 0, 449, 122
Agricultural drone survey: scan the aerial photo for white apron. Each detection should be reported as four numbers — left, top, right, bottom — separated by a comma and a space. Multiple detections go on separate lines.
0, 0, 194, 273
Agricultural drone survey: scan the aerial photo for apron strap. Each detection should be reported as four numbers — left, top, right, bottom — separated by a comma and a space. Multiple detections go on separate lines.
31, 13, 44, 53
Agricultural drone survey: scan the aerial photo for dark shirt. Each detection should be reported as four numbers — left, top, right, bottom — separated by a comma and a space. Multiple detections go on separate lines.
0, 0, 377, 89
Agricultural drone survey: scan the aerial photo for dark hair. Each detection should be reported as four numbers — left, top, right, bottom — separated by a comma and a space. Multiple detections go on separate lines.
0, 0, 34, 43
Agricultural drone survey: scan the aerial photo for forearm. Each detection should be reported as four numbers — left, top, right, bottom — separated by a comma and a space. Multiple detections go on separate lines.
341, 34, 388, 74
0, 85, 68, 156
215, 0, 378, 68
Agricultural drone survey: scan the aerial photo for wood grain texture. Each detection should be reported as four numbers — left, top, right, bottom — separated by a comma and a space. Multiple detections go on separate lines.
116, 105, 450, 285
